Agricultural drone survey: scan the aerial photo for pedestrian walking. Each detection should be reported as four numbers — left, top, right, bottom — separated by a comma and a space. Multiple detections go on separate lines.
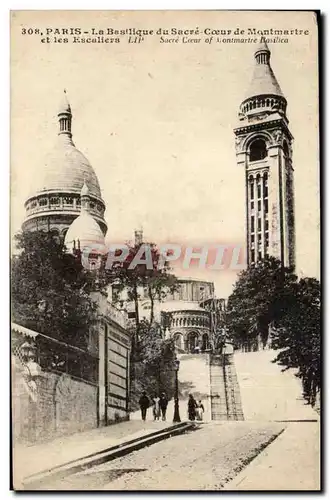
139, 391, 150, 421
196, 400, 205, 421
188, 394, 197, 421
152, 394, 161, 420
159, 392, 168, 421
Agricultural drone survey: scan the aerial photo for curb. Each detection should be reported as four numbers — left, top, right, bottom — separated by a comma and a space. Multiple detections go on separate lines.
22, 421, 196, 490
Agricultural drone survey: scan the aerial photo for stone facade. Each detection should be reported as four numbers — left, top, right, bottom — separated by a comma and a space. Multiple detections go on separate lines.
234, 41, 295, 269
12, 355, 98, 444
92, 292, 131, 425
11, 303, 131, 444
167, 309, 211, 353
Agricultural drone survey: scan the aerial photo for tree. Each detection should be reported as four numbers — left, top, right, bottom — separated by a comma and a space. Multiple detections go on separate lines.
226, 256, 321, 405
11, 230, 99, 349
128, 319, 176, 411
271, 277, 321, 405
107, 241, 177, 341
226, 256, 297, 350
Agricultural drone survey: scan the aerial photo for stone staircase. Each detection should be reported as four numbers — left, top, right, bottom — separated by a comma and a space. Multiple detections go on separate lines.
210, 354, 244, 421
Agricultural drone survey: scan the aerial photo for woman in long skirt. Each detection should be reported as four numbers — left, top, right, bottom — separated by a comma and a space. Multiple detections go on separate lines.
188, 394, 197, 421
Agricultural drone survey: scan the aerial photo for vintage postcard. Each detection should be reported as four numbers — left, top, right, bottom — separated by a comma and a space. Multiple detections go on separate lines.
11, 10, 320, 491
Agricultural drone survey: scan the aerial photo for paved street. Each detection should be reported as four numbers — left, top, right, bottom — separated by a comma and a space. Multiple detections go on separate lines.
38, 421, 285, 490
19, 349, 320, 491
13, 419, 172, 489
225, 421, 320, 491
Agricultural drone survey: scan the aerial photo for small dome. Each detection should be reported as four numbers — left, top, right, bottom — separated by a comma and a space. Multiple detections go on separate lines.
65, 211, 106, 254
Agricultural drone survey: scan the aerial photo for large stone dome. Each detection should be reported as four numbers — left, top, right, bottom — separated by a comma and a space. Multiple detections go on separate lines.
30, 134, 103, 201
23, 91, 107, 236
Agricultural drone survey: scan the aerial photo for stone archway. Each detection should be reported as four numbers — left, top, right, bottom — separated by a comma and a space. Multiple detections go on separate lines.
185, 331, 199, 353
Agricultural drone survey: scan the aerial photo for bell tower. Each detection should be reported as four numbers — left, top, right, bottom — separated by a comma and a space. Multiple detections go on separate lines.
234, 40, 295, 269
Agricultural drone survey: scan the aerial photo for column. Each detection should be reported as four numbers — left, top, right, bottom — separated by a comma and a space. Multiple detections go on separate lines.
98, 323, 106, 426
267, 146, 281, 261
260, 171, 265, 258
281, 150, 289, 267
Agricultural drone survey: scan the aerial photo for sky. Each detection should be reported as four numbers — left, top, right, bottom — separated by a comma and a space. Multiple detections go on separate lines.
10, 10, 320, 297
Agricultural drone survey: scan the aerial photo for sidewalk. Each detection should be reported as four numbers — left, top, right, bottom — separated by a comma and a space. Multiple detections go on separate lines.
224, 421, 320, 491
13, 418, 173, 489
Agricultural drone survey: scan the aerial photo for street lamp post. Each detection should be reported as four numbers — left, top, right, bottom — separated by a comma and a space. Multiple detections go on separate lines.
173, 358, 181, 423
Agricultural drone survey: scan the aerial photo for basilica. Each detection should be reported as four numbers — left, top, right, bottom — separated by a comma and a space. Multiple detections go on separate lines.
20, 39, 295, 358
12, 40, 295, 441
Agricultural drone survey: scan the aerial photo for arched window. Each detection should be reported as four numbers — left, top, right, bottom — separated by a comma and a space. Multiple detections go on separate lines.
63, 196, 73, 206
250, 139, 267, 162
50, 197, 60, 206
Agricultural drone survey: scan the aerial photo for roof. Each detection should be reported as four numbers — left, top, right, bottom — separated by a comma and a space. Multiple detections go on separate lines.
28, 134, 103, 200
64, 210, 105, 252
160, 301, 206, 313
244, 43, 285, 101
58, 90, 71, 114
27, 93, 104, 202
255, 38, 270, 55
245, 64, 284, 100
11, 322, 39, 338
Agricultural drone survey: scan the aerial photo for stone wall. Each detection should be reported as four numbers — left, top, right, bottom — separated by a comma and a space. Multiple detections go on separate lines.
12, 357, 98, 444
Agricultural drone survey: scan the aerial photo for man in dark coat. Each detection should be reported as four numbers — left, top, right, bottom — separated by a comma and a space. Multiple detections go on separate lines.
159, 392, 168, 421
139, 391, 150, 421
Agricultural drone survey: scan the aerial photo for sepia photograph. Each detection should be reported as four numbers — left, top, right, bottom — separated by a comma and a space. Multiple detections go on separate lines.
10, 10, 320, 491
